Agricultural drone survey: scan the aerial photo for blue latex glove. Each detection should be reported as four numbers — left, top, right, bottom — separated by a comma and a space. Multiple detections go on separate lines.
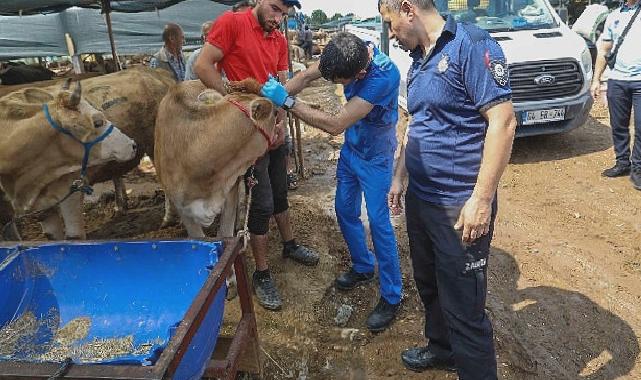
261, 76, 289, 107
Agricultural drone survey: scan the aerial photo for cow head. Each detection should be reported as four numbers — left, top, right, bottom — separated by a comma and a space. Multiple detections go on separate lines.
50, 79, 136, 163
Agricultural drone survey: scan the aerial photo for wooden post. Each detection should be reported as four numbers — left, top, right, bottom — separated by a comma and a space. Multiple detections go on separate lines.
295, 117, 305, 178
101, 0, 121, 71
288, 113, 298, 171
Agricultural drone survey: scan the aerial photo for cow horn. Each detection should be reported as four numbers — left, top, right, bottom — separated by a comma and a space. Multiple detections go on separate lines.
62, 78, 72, 90
69, 81, 82, 107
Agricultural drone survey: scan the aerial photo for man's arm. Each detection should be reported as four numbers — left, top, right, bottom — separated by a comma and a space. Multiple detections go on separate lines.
455, 101, 516, 242
290, 96, 373, 136
388, 124, 410, 212
194, 43, 226, 94
285, 62, 322, 96
269, 70, 289, 148
591, 39, 613, 99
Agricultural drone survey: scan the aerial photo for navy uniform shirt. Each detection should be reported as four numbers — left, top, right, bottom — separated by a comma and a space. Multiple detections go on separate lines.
405, 16, 512, 206
343, 45, 400, 160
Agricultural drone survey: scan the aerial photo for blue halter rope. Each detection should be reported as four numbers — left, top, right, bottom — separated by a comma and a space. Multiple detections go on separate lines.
42, 103, 114, 181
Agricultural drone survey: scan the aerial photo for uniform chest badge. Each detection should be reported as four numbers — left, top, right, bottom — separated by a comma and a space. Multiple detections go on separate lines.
437, 54, 449, 73
490, 60, 509, 86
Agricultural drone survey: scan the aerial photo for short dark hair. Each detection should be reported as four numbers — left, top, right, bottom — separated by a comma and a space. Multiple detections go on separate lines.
378, 0, 435, 12
319, 32, 369, 81
162, 23, 183, 43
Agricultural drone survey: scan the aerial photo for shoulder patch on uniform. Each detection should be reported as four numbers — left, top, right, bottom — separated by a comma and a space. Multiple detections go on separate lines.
490, 60, 509, 86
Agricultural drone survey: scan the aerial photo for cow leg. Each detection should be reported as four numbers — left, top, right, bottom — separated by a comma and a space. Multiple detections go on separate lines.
40, 210, 64, 240
2, 222, 21, 241
59, 192, 86, 239
161, 196, 180, 228
0, 194, 20, 241
217, 179, 241, 301
182, 216, 206, 238
217, 179, 240, 239
113, 177, 128, 216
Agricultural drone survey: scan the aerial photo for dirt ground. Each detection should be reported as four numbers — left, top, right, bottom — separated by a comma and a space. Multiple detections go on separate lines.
15, 78, 641, 380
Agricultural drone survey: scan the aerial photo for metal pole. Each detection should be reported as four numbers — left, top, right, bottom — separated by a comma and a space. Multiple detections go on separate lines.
102, 0, 122, 71
381, 19, 390, 55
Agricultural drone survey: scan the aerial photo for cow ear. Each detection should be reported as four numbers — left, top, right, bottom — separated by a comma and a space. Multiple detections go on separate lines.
249, 99, 273, 121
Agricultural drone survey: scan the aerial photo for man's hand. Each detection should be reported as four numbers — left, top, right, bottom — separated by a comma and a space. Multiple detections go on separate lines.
261, 76, 289, 107
388, 176, 406, 216
454, 195, 492, 243
590, 80, 601, 100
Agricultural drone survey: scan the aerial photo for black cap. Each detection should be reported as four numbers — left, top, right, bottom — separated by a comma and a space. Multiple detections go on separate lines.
282, 0, 302, 9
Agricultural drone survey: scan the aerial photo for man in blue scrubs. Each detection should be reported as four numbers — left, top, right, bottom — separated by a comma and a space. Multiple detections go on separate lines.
380, 0, 517, 378
261, 32, 403, 332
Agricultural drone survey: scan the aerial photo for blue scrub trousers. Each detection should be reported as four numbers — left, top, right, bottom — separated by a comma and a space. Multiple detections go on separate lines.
335, 146, 402, 305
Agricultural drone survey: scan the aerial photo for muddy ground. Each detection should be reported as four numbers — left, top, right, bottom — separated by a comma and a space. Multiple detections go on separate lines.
15, 78, 641, 380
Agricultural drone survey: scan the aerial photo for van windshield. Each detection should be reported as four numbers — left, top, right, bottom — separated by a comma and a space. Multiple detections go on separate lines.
436, 0, 559, 31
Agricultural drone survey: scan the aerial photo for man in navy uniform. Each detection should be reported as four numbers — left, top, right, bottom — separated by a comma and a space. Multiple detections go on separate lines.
380, 0, 517, 378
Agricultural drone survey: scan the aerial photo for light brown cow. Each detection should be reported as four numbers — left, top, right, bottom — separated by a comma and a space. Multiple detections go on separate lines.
154, 79, 277, 239
0, 80, 136, 239
0, 67, 174, 240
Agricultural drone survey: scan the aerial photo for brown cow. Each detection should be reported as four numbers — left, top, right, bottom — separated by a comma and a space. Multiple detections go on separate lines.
0, 80, 137, 239
154, 79, 277, 239
0, 67, 174, 240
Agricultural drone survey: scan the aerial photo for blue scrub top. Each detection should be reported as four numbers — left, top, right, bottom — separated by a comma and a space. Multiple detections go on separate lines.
405, 16, 512, 206
343, 46, 400, 160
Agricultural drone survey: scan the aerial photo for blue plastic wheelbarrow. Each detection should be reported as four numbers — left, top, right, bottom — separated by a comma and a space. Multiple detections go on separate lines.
0, 237, 260, 380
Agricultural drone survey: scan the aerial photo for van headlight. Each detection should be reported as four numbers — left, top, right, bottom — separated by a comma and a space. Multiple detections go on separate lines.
581, 47, 593, 75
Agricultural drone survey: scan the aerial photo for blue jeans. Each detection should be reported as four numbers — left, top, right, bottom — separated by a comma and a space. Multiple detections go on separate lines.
335, 147, 402, 304
607, 79, 641, 169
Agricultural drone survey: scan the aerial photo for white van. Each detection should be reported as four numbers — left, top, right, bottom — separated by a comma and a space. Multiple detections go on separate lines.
346, 0, 594, 137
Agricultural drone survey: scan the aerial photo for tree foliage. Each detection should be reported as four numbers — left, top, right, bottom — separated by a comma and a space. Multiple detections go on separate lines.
310, 9, 328, 25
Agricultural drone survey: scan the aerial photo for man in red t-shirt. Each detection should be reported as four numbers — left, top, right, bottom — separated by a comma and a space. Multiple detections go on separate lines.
194, 0, 319, 311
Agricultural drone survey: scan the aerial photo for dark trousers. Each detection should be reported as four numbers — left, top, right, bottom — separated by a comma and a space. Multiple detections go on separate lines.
246, 144, 289, 235
607, 79, 641, 169
405, 191, 497, 380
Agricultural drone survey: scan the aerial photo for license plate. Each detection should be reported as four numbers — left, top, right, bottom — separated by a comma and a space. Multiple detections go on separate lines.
522, 108, 565, 125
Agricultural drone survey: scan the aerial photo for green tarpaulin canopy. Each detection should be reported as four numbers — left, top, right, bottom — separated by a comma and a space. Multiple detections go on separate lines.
0, 0, 240, 59
0, 0, 238, 16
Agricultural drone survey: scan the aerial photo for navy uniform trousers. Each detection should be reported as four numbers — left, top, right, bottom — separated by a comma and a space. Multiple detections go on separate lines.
405, 190, 498, 380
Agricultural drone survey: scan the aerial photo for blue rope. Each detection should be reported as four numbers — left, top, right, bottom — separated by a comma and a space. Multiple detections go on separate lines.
42, 103, 114, 179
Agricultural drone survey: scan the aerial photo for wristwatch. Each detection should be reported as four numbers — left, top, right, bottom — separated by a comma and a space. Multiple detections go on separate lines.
283, 95, 296, 110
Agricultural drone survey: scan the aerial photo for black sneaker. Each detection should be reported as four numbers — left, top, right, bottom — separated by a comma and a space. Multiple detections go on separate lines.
602, 163, 631, 177
366, 297, 400, 332
335, 268, 375, 290
252, 271, 282, 311
283, 244, 319, 266
631, 167, 641, 190
401, 346, 456, 372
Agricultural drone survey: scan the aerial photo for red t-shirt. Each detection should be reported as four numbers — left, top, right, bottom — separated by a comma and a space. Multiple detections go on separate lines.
207, 9, 288, 83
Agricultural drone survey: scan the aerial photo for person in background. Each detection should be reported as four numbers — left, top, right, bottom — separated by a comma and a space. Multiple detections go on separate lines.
150, 23, 186, 81
232, 0, 252, 12
185, 21, 214, 81
261, 32, 403, 332
590, 0, 641, 190
302, 24, 313, 59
